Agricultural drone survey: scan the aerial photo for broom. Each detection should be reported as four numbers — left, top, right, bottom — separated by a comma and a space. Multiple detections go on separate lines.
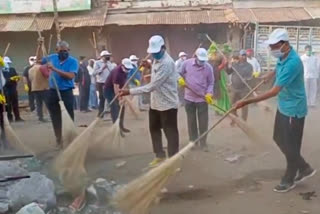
112, 80, 265, 214
205, 34, 274, 113
35, 24, 78, 147
0, 44, 34, 154
55, 56, 150, 194
184, 84, 266, 144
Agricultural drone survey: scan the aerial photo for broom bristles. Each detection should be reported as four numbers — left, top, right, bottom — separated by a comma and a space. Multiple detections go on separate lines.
3, 112, 34, 155
125, 97, 140, 119
112, 142, 195, 214
59, 101, 78, 146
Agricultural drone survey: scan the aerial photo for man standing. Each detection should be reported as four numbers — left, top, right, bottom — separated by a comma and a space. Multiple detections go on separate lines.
78, 56, 91, 112
246, 49, 261, 77
226, 50, 253, 121
23, 56, 36, 112
178, 48, 214, 151
104, 58, 133, 135
3, 57, 23, 122
43, 41, 79, 146
301, 45, 319, 107
93, 51, 115, 116
29, 57, 50, 122
120, 35, 179, 168
235, 29, 316, 193
87, 59, 98, 109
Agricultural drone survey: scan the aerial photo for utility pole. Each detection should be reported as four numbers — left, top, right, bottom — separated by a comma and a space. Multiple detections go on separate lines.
52, 0, 61, 42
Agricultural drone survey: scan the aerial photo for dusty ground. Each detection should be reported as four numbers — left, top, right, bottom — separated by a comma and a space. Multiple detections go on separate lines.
10, 97, 320, 214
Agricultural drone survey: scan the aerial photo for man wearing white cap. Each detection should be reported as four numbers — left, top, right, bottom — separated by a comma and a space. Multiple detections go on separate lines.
128, 55, 141, 88
93, 50, 115, 116
120, 35, 179, 168
104, 58, 133, 136
235, 28, 315, 193
23, 56, 36, 112
178, 48, 214, 151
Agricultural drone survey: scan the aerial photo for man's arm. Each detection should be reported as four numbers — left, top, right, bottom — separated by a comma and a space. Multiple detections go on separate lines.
207, 66, 214, 95
240, 86, 281, 107
48, 64, 75, 79
130, 63, 171, 95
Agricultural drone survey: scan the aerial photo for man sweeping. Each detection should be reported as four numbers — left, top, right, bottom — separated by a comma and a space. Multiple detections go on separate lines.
178, 48, 214, 152
227, 50, 253, 122
120, 35, 179, 168
104, 58, 133, 136
43, 41, 79, 146
235, 28, 316, 193
301, 45, 319, 107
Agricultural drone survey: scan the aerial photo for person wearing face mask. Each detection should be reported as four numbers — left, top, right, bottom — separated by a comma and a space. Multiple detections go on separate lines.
301, 45, 319, 107
104, 58, 133, 136
128, 55, 141, 88
119, 35, 179, 168
23, 56, 36, 113
3, 57, 24, 122
93, 50, 115, 116
226, 50, 253, 122
178, 48, 214, 152
42, 40, 79, 146
78, 56, 91, 113
235, 28, 315, 193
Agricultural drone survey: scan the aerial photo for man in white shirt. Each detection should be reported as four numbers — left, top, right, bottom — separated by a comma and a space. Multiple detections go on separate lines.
301, 45, 320, 107
120, 35, 179, 168
93, 50, 116, 115
246, 49, 261, 76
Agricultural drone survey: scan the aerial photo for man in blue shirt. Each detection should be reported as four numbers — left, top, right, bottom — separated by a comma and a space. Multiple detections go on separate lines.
42, 40, 79, 146
235, 29, 315, 193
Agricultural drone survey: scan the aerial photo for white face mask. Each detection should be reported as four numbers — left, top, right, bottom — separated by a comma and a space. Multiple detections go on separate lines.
181, 56, 187, 61
270, 43, 285, 59
132, 61, 138, 67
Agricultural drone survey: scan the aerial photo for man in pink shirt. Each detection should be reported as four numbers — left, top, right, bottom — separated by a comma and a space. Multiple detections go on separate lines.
179, 48, 214, 151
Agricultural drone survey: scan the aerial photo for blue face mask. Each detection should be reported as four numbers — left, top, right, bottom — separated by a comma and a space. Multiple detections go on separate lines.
196, 59, 205, 66
152, 50, 165, 60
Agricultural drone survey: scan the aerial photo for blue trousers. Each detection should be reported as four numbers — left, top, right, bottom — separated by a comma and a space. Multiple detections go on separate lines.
104, 88, 125, 129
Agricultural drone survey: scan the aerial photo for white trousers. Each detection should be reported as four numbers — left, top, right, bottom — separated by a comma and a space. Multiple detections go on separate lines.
305, 78, 318, 106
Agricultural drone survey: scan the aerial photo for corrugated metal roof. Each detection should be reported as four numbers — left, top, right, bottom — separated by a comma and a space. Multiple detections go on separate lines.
0, 15, 53, 32
305, 7, 320, 19
251, 8, 312, 23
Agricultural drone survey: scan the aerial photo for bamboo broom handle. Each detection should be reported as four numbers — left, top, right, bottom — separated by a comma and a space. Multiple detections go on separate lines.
3, 43, 10, 57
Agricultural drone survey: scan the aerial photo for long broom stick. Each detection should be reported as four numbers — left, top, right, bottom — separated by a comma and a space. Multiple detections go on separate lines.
112, 80, 265, 214
205, 34, 273, 113
3, 43, 10, 57
184, 84, 267, 144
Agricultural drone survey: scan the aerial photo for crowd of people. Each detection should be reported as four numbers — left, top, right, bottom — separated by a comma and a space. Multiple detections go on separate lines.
0, 28, 318, 209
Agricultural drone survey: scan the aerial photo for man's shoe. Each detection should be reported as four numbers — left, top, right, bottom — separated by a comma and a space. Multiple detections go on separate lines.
273, 182, 296, 193
121, 127, 131, 133
39, 118, 48, 123
295, 167, 317, 184
201, 145, 210, 152
15, 118, 24, 122
149, 158, 165, 168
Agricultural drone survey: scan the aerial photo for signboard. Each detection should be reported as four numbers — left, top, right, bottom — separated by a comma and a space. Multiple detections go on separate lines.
0, 0, 91, 14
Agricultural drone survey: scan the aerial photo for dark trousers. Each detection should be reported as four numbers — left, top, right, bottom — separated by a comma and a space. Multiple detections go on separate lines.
273, 110, 310, 183
0, 103, 7, 149
185, 101, 209, 146
231, 90, 249, 121
97, 83, 105, 115
79, 85, 90, 111
5, 89, 20, 121
149, 108, 179, 158
47, 89, 74, 144
28, 90, 35, 112
34, 90, 49, 120
104, 88, 125, 128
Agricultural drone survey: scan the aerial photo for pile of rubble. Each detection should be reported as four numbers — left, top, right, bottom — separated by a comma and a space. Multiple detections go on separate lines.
0, 159, 123, 214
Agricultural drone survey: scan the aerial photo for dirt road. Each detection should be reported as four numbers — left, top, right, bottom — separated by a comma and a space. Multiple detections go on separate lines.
11, 99, 320, 214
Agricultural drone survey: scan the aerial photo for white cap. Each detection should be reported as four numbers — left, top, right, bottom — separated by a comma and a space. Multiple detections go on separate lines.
265, 28, 289, 45
29, 56, 36, 60
179, 52, 187, 57
129, 55, 139, 61
3, 56, 12, 64
100, 50, 112, 57
195, 48, 208, 61
147, 35, 165, 54
122, 58, 134, 70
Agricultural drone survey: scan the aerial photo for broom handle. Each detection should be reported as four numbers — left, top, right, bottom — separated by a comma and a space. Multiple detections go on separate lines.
205, 34, 256, 95
192, 80, 264, 145
100, 54, 150, 117
3, 43, 10, 57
